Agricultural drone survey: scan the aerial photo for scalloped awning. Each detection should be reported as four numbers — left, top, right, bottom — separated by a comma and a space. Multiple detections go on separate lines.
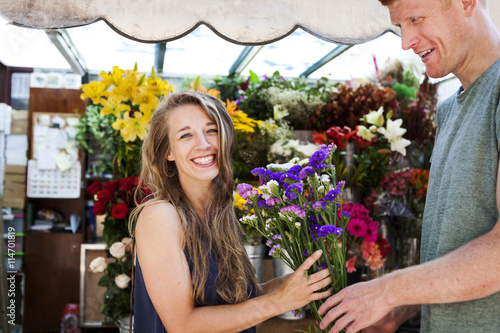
0, 0, 403, 45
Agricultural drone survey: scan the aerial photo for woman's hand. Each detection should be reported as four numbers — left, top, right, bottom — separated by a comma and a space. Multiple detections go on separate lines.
271, 250, 333, 314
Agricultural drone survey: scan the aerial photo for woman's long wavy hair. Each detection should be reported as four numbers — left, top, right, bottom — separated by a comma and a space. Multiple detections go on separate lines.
129, 91, 257, 305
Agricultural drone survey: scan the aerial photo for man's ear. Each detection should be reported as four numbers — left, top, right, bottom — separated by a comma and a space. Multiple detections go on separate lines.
462, 0, 477, 18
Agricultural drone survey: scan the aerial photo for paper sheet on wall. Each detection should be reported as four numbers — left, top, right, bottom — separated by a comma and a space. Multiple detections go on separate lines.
27, 159, 81, 198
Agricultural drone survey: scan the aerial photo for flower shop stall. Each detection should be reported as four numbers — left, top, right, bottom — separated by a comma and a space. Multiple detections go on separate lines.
0, 1, 473, 332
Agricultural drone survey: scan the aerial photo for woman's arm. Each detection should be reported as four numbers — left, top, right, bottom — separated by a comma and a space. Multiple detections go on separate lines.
136, 202, 332, 333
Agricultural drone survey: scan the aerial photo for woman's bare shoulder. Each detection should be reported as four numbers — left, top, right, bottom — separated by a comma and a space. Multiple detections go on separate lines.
136, 201, 181, 236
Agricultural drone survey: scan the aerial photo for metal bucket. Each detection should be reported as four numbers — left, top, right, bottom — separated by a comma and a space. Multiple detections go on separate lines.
244, 244, 266, 283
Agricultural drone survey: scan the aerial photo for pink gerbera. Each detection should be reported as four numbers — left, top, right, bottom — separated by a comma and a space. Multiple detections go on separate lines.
346, 218, 368, 237
363, 221, 379, 243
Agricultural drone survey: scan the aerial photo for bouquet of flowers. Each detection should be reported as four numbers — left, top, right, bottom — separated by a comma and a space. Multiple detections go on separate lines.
88, 238, 133, 322
77, 64, 174, 178
86, 176, 151, 321
341, 203, 390, 273
237, 144, 350, 332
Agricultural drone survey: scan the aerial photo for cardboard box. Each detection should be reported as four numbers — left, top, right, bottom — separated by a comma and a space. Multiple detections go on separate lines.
4, 165, 26, 175
10, 110, 28, 135
1, 197, 25, 209
4, 181, 26, 194
4, 174, 25, 184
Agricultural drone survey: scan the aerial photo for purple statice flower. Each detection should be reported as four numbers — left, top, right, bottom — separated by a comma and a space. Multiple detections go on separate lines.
298, 166, 315, 179
242, 190, 258, 200
282, 172, 301, 182
336, 202, 341, 208
312, 200, 328, 211
336, 180, 345, 192
269, 171, 284, 184
325, 189, 340, 202
272, 234, 282, 240
343, 211, 351, 217
265, 197, 280, 206
318, 225, 343, 237
304, 249, 309, 257
257, 200, 269, 209
309, 223, 321, 242
309, 149, 328, 170
269, 244, 281, 256
280, 205, 306, 218
251, 167, 269, 177
236, 183, 253, 196
288, 165, 302, 174
285, 183, 304, 201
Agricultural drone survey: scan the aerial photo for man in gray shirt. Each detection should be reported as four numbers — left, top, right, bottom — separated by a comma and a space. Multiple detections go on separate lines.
317, 0, 500, 332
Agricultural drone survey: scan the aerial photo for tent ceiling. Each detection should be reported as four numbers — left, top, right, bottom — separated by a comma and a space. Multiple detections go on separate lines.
2, 1, 498, 81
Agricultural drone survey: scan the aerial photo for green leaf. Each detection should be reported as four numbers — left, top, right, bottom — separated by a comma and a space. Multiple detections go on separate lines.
249, 70, 260, 84
151, 66, 156, 79
98, 275, 109, 287
137, 74, 146, 86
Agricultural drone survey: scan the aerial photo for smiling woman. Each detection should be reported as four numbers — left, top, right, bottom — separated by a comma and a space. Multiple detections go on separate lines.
127, 91, 333, 332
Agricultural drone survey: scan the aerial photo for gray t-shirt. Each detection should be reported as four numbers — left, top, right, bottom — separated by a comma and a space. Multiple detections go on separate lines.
420, 58, 500, 332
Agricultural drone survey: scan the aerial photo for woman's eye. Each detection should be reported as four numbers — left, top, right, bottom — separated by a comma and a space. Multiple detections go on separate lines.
208, 128, 218, 133
180, 133, 190, 139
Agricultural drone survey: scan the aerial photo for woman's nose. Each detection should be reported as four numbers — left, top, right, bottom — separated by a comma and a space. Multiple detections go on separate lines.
195, 133, 211, 150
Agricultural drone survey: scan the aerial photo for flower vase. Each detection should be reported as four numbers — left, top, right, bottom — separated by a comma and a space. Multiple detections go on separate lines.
244, 244, 266, 283
115, 316, 133, 333
395, 237, 418, 269
272, 256, 306, 320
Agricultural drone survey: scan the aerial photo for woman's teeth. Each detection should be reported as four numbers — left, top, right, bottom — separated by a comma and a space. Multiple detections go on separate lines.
193, 155, 214, 164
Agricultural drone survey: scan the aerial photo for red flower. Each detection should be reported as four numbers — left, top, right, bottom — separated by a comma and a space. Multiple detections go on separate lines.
97, 188, 114, 203
111, 203, 130, 219
86, 180, 102, 196
119, 177, 137, 191
104, 180, 120, 192
93, 200, 108, 215
376, 235, 391, 257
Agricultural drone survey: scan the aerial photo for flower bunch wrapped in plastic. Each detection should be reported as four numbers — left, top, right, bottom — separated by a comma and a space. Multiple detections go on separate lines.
237, 143, 350, 331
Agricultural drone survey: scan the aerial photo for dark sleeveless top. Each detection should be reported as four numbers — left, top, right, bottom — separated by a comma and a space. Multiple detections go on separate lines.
134, 248, 257, 332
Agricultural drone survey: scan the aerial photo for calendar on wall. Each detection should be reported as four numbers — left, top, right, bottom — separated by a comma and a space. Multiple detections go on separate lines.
26, 112, 82, 198
27, 160, 81, 198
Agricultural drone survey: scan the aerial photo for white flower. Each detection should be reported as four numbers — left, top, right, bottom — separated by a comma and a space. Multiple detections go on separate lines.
294, 142, 320, 157
89, 257, 107, 273
115, 274, 131, 289
356, 125, 376, 141
320, 174, 331, 184
365, 107, 385, 127
299, 158, 309, 166
377, 118, 407, 142
390, 137, 411, 156
121, 237, 133, 252
295, 222, 301, 228
273, 104, 289, 120
109, 241, 126, 259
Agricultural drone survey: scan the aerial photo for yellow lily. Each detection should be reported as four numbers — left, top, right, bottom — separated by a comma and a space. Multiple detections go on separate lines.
80, 81, 109, 103
224, 99, 242, 116
100, 95, 130, 117
99, 66, 124, 87
119, 111, 150, 142
146, 77, 174, 96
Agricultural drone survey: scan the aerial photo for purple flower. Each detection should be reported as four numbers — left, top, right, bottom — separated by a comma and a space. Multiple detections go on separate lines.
242, 190, 258, 200
237, 183, 253, 196
272, 234, 282, 240
263, 74, 269, 81
280, 205, 306, 218
282, 172, 301, 182
257, 200, 269, 208
285, 183, 304, 201
343, 211, 351, 217
266, 240, 272, 247
288, 165, 302, 174
325, 189, 340, 202
269, 244, 281, 255
304, 249, 309, 257
251, 167, 269, 177
309, 150, 328, 170
265, 197, 281, 206
318, 225, 343, 237
299, 166, 315, 179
